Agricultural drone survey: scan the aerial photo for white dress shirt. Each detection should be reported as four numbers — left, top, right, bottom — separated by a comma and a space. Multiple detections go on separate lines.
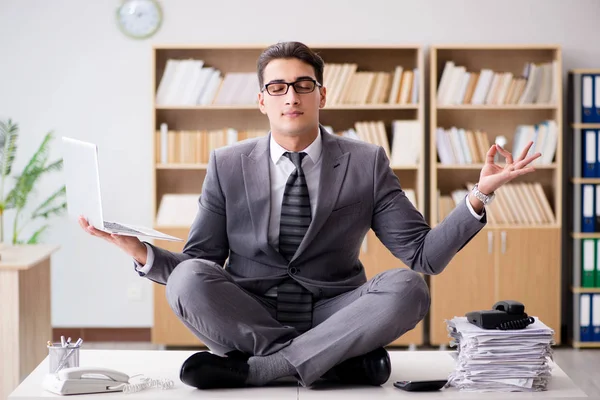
135, 130, 483, 274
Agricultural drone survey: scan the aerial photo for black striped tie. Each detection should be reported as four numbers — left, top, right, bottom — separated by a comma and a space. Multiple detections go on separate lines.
277, 151, 313, 333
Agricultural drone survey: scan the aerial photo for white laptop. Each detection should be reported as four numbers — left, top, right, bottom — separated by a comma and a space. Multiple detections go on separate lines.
62, 136, 183, 241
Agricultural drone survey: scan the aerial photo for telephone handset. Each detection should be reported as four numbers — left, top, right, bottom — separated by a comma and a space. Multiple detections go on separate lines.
59, 367, 129, 383
465, 300, 535, 330
44, 367, 130, 395
43, 366, 175, 395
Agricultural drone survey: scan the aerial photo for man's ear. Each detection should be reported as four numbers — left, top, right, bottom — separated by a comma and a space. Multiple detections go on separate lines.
319, 86, 327, 109
258, 91, 267, 115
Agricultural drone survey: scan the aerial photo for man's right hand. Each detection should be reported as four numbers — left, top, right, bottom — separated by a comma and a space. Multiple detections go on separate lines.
78, 216, 148, 265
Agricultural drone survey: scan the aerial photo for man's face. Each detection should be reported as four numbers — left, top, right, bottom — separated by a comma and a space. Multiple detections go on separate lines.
258, 58, 326, 137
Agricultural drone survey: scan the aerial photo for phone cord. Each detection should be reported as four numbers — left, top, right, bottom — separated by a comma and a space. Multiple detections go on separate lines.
109, 377, 175, 393
497, 316, 535, 330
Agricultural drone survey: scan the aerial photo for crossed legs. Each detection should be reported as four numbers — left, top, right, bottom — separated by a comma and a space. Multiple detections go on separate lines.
166, 259, 430, 387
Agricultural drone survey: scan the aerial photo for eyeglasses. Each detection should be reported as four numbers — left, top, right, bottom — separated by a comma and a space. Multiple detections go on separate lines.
262, 78, 322, 96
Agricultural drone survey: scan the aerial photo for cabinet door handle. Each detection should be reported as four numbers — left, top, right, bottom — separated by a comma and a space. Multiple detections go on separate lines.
488, 231, 493, 254
501, 231, 507, 254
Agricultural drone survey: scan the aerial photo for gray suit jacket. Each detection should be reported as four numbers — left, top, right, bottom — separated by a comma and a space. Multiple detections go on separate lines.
141, 126, 486, 299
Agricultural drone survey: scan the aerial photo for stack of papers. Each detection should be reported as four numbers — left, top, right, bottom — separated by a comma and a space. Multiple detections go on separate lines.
446, 316, 555, 392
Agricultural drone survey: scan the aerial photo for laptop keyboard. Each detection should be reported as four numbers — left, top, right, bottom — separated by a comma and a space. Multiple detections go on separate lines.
104, 221, 143, 235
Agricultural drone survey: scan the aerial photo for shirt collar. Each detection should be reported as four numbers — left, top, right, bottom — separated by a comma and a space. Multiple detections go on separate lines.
269, 127, 323, 166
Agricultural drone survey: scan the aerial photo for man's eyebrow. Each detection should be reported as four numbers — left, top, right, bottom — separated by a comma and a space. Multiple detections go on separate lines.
266, 76, 315, 84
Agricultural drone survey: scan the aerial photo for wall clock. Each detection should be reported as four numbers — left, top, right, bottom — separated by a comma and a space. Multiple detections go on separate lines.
116, 0, 162, 39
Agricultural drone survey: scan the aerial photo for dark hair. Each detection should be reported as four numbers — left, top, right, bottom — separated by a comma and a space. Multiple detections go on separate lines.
257, 41, 324, 89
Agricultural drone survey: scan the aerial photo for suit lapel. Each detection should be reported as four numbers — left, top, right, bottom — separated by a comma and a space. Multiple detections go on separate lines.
241, 134, 286, 264
291, 127, 349, 263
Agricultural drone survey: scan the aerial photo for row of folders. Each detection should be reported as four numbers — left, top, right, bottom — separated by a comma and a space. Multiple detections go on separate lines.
579, 293, 600, 342
581, 185, 600, 233
574, 73, 600, 123
438, 182, 555, 225
154, 59, 419, 106
436, 120, 557, 166
437, 60, 558, 106
155, 121, 421, 167
581, 239, 600, 288
581, 130, 600, 177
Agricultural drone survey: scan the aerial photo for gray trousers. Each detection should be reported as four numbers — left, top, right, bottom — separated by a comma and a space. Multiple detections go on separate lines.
166, 259, 430, 387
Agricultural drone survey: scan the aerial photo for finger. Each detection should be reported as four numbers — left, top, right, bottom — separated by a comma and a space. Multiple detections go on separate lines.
516, 141, 534, 162
78, 215, 89, 229
509, 166, 535, 178
514, 152, 542, 169
87, 225, 113, 240
485, 144, 498, 165
495, 145, 514, 165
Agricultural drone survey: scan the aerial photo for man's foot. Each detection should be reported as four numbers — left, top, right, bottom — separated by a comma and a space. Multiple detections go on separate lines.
321, 347, 391, 386
179, 351, 250, 389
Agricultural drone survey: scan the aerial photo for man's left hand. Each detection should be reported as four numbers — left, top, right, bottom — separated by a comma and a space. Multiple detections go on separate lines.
476, 140, 541, 195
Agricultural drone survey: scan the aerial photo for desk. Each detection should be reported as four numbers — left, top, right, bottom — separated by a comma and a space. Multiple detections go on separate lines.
0, 244, 58, 400
9, 349, 586, 399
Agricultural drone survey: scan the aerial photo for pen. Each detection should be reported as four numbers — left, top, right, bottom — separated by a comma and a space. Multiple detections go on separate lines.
60, 336, 66, 348
54, 338, 84, 372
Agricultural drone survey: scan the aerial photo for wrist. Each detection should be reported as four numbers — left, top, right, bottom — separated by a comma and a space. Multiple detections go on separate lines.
133, 243, 148, 265
468, 192, 485, 213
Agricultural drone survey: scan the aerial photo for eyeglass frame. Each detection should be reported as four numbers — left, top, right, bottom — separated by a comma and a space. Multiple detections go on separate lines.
261, 78, 323, 96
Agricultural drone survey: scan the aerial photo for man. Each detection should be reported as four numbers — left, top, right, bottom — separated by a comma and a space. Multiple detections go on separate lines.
79, 41, 540, 389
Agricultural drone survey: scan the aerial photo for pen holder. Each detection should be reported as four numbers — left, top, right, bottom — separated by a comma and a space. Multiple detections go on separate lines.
48, 343, 80, 373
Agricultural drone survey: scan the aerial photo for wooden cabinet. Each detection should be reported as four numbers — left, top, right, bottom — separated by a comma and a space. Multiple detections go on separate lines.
151, 228, 204, 347
430, 227, 561, 345
429, 231, 495, 344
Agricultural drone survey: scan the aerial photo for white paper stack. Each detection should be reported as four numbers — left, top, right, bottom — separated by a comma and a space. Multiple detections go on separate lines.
446, 316, 555, 392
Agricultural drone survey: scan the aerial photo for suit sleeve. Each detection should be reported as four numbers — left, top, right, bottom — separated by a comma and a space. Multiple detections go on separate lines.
370, 146, 486, 275
136, 150, 229, 284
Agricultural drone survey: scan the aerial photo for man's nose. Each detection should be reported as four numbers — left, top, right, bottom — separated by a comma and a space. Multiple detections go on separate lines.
284, 85, 301, 105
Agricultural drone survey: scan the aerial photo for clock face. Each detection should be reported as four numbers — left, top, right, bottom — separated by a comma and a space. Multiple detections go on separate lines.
116, 0, 162, 39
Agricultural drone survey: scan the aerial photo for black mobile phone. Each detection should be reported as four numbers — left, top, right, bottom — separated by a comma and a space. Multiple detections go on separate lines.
393, 380, 448, 392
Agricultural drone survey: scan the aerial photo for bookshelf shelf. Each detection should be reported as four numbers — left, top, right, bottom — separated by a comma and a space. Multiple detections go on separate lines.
437, 104, 556, 110
571, 287, 600, 294
572, 342, 600, 348
571, 178, 600, 184
429, 45, 562, 346
151, 43, 425, 348
156, 104, 420, 111
437, 163, 557, 170
157, 163, 418, 171
571, 123, 600, 129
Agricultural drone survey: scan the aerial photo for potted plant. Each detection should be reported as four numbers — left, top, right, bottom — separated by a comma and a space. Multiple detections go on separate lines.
0, 119, 66, 250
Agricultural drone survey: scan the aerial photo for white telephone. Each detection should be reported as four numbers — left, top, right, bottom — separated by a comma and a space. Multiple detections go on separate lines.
43, 366, 175, 395
43, 367, 130, 395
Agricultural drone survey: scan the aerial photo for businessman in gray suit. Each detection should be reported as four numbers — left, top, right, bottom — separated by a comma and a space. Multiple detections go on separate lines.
80, 41, 541, 389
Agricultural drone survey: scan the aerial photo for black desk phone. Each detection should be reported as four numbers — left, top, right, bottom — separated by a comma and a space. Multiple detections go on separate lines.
466, 300, 535, 330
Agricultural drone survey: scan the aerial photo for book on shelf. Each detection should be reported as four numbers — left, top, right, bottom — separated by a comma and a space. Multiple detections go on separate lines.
156, 193, 200, 227
328, 119, 421, 167
155, 59, 419, 107
155, 124, 267, 164
437, 182, 555, 226
436, 60, 558, 106
155, 59, 258, 106
323, 63, 418, 105
436, 120, 557, 166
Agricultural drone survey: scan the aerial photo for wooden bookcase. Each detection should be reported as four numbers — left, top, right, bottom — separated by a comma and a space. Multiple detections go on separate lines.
428, 45, 563, 345
150, 44, 426, 347
567, 69, 600, 349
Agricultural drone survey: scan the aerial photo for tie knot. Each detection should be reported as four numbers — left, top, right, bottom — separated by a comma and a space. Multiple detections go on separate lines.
284, 152, 307, 170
